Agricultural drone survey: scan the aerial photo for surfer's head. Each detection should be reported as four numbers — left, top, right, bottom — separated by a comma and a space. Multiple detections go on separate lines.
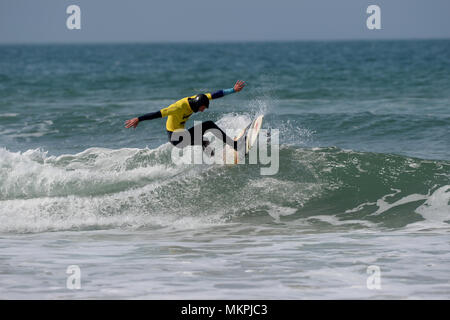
189, 94, 209, 112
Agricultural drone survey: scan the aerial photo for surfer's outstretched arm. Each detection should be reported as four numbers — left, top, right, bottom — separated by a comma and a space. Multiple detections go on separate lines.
124, 110, 162, 128
208, 80, 246, 100
137, 111, 162, 121
125, 101, 182, 129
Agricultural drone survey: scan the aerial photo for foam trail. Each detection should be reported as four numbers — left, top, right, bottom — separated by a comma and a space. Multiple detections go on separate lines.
416, 185, 450, 223
372, 191, 428, 216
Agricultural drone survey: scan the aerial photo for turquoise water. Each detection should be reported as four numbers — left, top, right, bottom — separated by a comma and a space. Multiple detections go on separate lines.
0, 41, 449, 299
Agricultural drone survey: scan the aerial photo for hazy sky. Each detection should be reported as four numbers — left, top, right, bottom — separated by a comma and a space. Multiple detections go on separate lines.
1, 0, 449, 43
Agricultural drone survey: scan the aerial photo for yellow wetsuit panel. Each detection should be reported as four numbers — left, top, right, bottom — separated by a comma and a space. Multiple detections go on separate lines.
161, 94, 212, 132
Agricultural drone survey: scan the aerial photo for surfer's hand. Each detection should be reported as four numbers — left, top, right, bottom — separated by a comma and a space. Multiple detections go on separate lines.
234, 80, 246, 92
125, 117, 139, 129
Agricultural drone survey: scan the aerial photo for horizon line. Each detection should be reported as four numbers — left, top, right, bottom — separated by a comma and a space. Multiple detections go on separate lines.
1, 36, 449, 46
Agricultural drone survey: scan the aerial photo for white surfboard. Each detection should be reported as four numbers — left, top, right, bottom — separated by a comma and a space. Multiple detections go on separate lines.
223, 115, 264, 164
245, 115, 264, 154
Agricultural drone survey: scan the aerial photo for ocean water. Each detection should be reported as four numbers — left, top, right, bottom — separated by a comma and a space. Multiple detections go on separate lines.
0, 40, 449, 299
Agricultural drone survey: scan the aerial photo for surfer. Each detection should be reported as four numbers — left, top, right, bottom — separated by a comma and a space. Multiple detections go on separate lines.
125, 80, 246, 153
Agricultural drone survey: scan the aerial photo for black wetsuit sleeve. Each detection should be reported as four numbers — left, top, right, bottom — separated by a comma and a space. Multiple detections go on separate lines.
211, 88, 235, 99
211, 90, 225, 99
138, 111, 162, 122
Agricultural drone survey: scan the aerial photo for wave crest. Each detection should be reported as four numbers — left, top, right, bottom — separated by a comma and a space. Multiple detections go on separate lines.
0, 145, 448, 233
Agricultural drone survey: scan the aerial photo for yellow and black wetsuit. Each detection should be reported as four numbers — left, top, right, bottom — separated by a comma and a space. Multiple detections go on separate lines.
138, 88, 239, 149
160, 94, 205, 132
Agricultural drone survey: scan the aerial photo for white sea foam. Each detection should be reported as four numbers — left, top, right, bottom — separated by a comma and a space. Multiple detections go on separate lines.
346, 186, 450, 228
415, 185, 450, 224
0, 144, 246, 233
0, 113, 18, 117
372, 190, 428, 216
0, 147, 181, 200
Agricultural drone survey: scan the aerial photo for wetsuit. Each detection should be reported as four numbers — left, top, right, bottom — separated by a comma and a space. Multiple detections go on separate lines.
138, 88, 239, 150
